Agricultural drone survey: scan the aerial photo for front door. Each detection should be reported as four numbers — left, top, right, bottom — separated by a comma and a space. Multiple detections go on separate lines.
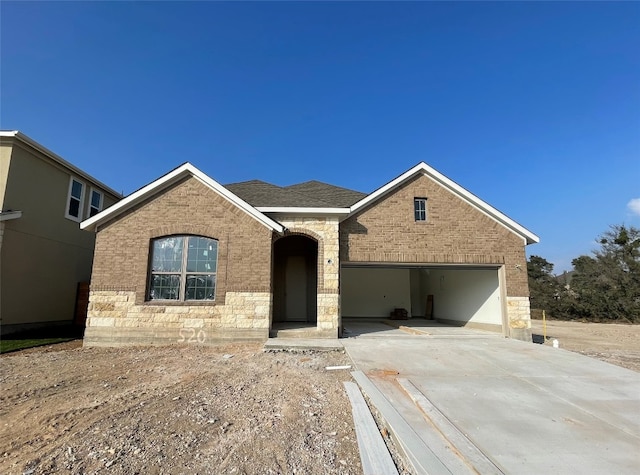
285, 255, 307, 321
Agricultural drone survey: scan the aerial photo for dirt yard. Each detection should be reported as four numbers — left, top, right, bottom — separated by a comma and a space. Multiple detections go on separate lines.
2, 321, 637, 475
0, 343, 364, 475
530, 319, 640, 372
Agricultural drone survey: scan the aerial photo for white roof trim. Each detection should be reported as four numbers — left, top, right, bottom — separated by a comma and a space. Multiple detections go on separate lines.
0, 130, 122, 198
81, 163, 284, 233
349, 162, 540, 245
257, 207, 350, 215
0, 210, 22, 221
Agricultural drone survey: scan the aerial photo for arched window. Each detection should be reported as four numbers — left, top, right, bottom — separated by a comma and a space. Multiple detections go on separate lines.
148, 236, 218, 301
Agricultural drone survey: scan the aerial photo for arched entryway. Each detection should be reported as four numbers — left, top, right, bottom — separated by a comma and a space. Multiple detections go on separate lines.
273, 235, 318, 326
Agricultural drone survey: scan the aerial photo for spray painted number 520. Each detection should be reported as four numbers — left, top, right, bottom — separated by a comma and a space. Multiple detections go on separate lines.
178, 328, 206, 343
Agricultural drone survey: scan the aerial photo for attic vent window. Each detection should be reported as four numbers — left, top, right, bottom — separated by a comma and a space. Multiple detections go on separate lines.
414, 198, 427, 222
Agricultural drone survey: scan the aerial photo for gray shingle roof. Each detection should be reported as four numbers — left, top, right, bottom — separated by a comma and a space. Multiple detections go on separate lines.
225, 179, 366, 208
285, 181, 367, 207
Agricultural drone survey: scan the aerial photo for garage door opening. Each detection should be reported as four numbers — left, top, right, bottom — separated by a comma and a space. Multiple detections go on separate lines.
341, 265, 504, 333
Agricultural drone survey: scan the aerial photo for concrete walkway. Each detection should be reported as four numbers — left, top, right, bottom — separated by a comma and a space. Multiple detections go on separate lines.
342, 320, 640, 474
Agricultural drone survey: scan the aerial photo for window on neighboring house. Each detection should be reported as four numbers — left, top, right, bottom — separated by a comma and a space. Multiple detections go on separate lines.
148, 235, 218, 301
414, 198, 427, 222
66, 178, 85, 221
89, 189, 103, 217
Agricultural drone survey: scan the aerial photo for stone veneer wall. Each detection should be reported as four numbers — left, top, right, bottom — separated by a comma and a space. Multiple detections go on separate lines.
85, 291, 270, 347
506, 296, 532, 341
275, 216, 340, 337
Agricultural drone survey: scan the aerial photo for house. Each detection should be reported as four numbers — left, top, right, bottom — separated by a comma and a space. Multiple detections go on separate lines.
0, 131, 121, 334
80, 162, 539, 346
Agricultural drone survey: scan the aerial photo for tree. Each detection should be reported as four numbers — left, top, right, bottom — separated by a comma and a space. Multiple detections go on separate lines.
569, 225, 640, 323
527, 255, 562, 316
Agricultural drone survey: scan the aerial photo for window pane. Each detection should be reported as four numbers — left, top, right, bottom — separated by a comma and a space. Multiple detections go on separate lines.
151, 237, 184, 272
68, 198, 80, 217
185, 274, 216, 300
91, 190, 102, 209
149, 274, 181, 300
71, 180, 83, 199
414, 198, 426, 221
186, 237, 218, 273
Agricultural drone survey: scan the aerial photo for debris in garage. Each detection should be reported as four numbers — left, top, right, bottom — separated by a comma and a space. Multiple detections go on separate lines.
389, 308, 408, 320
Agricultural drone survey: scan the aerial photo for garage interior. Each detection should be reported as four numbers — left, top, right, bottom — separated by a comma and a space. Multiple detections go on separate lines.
340, 264, 505, 334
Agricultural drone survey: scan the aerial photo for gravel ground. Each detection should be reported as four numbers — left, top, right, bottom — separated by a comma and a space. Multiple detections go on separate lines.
4, 319, 634, 475
0, 343, 366, 475
530, 319, 640, 371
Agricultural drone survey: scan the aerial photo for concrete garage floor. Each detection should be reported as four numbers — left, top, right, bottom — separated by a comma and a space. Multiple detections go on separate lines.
342, 319, 640, 474
343, 318, 499, 338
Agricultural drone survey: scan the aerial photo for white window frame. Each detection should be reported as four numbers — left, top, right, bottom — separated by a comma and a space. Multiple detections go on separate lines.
65, 177, 86, 222
148, 235, 218, 302
414, 197, 427, 222
88, 188, 104, 218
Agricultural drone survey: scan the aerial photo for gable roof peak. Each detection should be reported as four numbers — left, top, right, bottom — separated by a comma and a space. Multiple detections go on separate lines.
287, 179, 327, 186
81, 162, 283, 233
349, 161, 539, 245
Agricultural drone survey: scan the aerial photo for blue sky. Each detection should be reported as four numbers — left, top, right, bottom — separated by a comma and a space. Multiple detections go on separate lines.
2, 1, 638, 273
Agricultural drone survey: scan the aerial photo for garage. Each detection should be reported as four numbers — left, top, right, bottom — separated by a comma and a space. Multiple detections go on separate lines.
341, 264, 505, 333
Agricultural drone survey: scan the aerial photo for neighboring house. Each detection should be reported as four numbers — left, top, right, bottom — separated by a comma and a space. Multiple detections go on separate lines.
80, 162, 539, 347
0, 131, 121, 334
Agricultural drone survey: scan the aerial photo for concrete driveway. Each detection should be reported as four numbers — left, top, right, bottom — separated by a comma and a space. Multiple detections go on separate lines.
342, 319, 640, 474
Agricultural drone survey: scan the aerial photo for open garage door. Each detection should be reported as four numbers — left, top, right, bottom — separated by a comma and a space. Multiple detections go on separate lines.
341, 264, 505, 333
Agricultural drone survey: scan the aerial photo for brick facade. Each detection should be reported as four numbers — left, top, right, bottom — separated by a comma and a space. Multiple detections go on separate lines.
85, 177, 274, 346
85, 167, 535, 346
340, 173, 532, 339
